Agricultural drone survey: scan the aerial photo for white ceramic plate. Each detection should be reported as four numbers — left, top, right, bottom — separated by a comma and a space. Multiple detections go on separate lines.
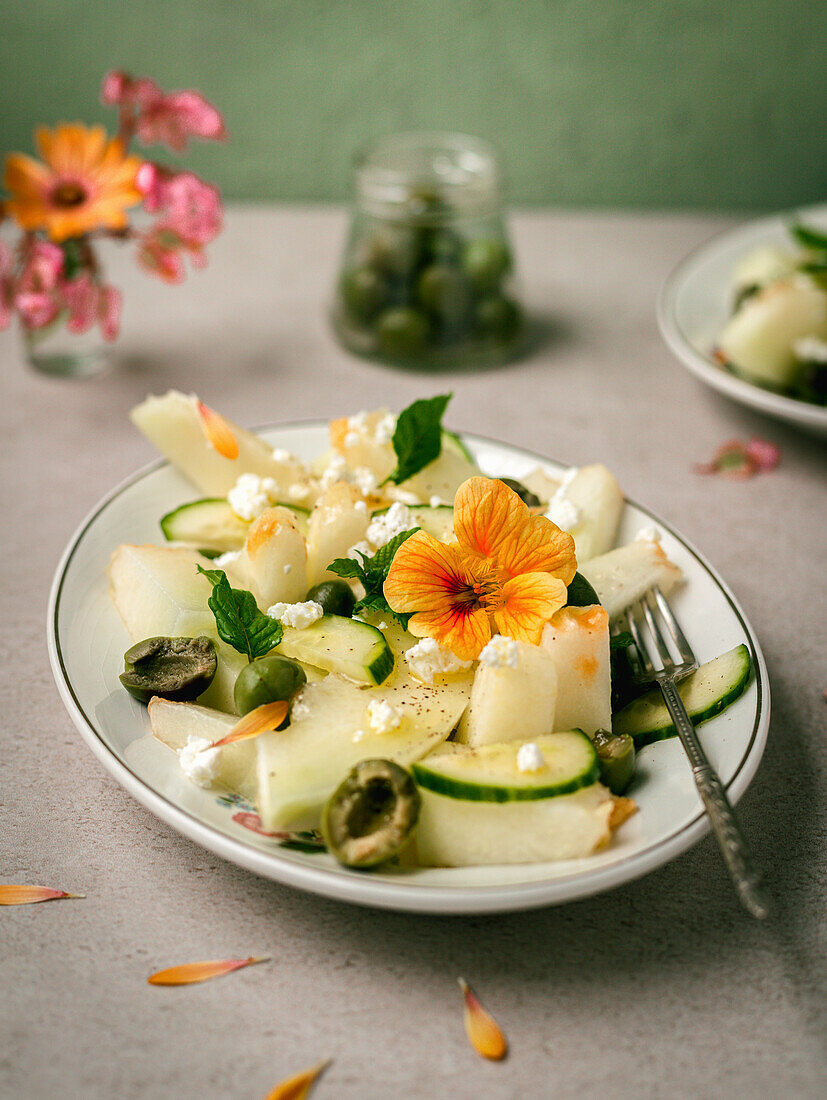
658, 203, 827, 435
48, 424, 770, 914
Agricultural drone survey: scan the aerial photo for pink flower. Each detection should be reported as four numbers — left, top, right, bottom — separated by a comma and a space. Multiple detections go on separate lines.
63, 273, 100, 334
14, 240, 65, 330
744, 437, 781, 472
100, 69, 130, 106
139, 166, 222, 245
694, 437, 781, 479
98, 285, 121, 341
102, 71, 225, 151
137, 231, 186, 284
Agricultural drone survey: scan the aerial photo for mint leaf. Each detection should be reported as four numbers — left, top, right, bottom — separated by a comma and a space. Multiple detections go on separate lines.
383, 394, 452, 486
328, 528, 420, 628
790, 223, 827, 252
196, 565, 283, 661
610, 631, 634, 651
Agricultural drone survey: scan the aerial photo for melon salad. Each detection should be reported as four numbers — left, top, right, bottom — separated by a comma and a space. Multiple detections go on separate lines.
715, 221, 827, 405
108, 391, 752, 870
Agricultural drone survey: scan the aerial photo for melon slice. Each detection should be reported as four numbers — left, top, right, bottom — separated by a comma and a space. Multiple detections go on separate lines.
554, 464, 624, 563
130, 390, 318, 501
231, 506, 308, 609
108, 544, 247, 713
541, 606, 611, 735
579, 538, 682, 620
305, 483, 370, 585
456, 641, 557, 747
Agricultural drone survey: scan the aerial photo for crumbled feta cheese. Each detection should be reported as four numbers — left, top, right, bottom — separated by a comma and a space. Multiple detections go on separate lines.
266, 600, 324, 630
347, 411, 369, 432
354, 499, 368, 515
287, 483, 310, 501
367, 699, 402, 734
344, 431, 361, 448
385, 486, 420, 505
517, 742, 546, 773
546, 467, 581, 531
290, 696, 310, 721
366, 502, 414, 548
429, 495, 443, 508
374, 413, 397, 445
404, 638, 473, 684
352, 466, 379, 496
347, 540, 373, 560
319, 453, 349, 490
179, 735, 221, 787
352, 728, 366, 743
479, 634, 519, 669
378, 621, 388, 631
283, 563, 293, 574
794, 336, 827, 363
635, 526, 662, 544
212, 550, 240, 568
228, 473, 279, 521
272, 448, 294, 463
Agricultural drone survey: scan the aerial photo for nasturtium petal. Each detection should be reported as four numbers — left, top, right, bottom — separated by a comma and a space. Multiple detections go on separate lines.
459, 978, 508, 1060
197, 400, 239, 459
498, 515, 577, 583
494, 573, 568, 644
211, 701, 289, 748
384, 532, 470, 613
0, 884, 84, 906
148, 956, 269, 986
453, 477, 528, 563
264, 1060, 330, 1100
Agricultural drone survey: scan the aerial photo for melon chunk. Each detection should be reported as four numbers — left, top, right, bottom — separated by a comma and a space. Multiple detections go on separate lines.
456, 641, 557, 747
305, 483, 370, 585
579, 538, 682, 620
147, 698, 257, 803
414, 783, 616, 866
107, 544, 246, 713
231, 506, 308, 609
256, 669, 472, 830
557, 464, 624, 563
130, 390, 318, 501
541, 606, 611, 735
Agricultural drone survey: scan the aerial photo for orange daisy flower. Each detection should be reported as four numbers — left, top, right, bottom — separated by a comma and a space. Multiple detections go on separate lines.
3, 123, 142, 241
384, 477, 577, 660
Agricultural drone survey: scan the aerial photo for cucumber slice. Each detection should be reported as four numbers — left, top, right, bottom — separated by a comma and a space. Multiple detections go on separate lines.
412, 731, 600, 802
442, 429, 475, 464
160, 497, 309, 551
275, 614, 394, 686
613, 644, 752, 747
371, 503, 455, 542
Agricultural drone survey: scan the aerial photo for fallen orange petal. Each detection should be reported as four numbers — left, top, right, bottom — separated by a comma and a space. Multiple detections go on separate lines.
0, 884, 85, 906
211, 700, 289, 748
459, 977, 508, 1060
198, 400, 239, 459
148, 956, 269, 986
263, 1060, 330, 1100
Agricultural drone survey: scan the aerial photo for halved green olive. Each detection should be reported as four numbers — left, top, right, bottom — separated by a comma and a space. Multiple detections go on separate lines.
120, 636, 217, 704
233, 655, 307, 717
375, 306, 430, 357
593, 730, 636, 794
499, 477, 542, 508
566, 572, 601, 608
306, 580, 356, 618
322, 759, 421, 868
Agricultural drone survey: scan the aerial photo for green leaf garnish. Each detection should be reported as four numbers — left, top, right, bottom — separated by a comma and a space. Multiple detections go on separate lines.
610, 631, 634, 651
327, 528, 420, 628
790, 223, 827, 252
382, 394, 452, 486
196, 565, 283, 661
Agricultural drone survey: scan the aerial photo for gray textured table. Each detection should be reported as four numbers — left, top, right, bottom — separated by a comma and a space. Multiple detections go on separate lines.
2, 208, 825, 1099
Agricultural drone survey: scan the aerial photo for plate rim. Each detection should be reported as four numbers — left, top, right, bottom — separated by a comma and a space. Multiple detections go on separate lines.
47, 422, 771, 914
657, 202, 827, 432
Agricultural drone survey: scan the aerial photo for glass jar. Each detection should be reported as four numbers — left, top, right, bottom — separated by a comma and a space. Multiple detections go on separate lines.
332, 132, 524, 369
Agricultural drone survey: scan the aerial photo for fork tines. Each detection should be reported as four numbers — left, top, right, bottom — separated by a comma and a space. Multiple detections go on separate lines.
616, 587, 698, 684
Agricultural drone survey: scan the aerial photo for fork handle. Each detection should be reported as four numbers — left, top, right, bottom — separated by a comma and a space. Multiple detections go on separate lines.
658, 679, 771, 920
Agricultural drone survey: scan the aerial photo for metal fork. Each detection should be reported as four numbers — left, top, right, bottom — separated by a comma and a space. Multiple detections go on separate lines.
617, 587, 771, 919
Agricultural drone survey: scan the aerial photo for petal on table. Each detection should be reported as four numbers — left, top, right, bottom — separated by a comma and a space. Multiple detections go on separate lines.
459, 978, 508, 1061
147, 956, 269, 986
0, 884, 84, 906
263, 1060, 330, 1100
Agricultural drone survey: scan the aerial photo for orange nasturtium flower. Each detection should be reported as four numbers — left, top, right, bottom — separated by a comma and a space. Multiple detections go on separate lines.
3, 123, 142, 242
384, 477, 577, 661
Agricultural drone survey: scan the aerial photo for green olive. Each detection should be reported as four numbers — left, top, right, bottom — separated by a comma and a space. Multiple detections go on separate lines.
321, 759, 421, 868
474, 296, 521, 342
462, 237, 511, 292
566, 572, 601, 608
233, 655, 307, 717
417, 263, 471, 332
306, 580, 356, 617
339, 265, 389, 323
423, 227, 462, 265
499, 477, 542, 508
593, 730, 636, 794
367, 227, 423, 278
120, 636, 217, 704
375, 306, 430, 358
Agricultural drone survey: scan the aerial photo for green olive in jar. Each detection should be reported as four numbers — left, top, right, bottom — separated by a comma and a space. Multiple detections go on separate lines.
474, 296, 521, 342
339, 265, 389, 323
462, 237, 511, 293
375, 306, 431, 357
417, 264, 471, 332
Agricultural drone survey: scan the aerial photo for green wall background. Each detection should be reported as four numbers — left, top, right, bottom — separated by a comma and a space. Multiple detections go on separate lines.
2, 1, 824, 210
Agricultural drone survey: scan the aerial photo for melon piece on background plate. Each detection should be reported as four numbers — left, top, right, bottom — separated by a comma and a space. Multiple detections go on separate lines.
230, 507, 308, 609
256, 667, 472, 831
130, 390, 318, 501
456, 640, 557, 747
541, 605, 611, 735
579, 537, 682, 621
148, 698, 257, 803
107, 544, 247, 714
